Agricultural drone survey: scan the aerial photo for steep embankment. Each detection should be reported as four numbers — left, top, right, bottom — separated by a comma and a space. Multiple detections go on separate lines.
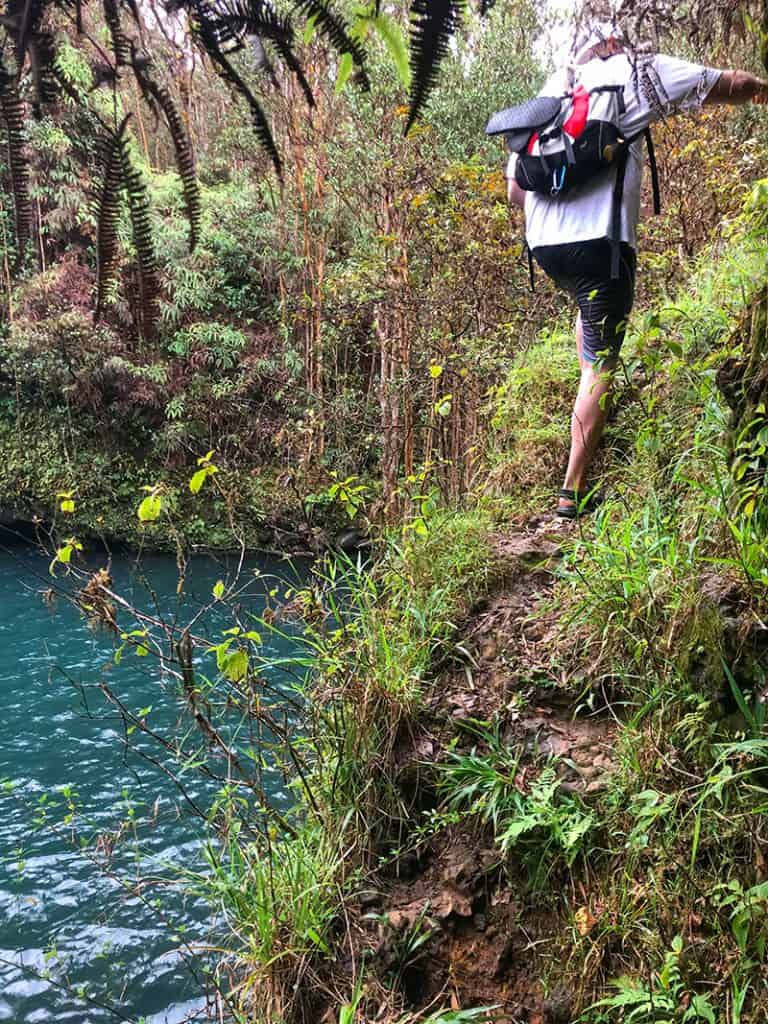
253, 201, 768, 1023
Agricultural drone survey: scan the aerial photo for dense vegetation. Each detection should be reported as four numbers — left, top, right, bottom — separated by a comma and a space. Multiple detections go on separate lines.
5, 0, 768, 1021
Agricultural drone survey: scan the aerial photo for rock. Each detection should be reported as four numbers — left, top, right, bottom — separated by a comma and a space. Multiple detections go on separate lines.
394, 851, 421, 880
334, 527, 371, 554
387, 900, 426, 930
414, 735, 436, 760
441, 854, 475, 887
699, 567, 743, 609
543, 986, 574, 1024
586, 778, 609, 795
433, 883, 473, 921
481, 639, 499, 660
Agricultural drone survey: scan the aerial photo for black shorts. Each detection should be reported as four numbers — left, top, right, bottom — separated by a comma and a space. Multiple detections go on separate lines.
532, 239, 637, 365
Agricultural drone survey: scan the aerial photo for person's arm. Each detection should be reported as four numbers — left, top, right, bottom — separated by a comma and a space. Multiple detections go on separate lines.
705, 69, 768, 106
507, 176, 526, 208
505, 153, 526, 208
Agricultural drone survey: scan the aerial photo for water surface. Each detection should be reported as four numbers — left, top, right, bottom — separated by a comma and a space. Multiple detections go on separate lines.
0, 538, 308, 1023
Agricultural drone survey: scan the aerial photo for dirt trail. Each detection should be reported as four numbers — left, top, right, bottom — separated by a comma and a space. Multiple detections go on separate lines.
352, 519, 621, 1023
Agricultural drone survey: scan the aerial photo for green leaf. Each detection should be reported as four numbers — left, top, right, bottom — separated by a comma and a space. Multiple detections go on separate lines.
138, 494, 162, 523
684, 995, 716, 1024
335, 52, 354, 93
435, 394, 453, 418
190, 466, 217, 494
213, 580, 225, 600
224, 648, 248, 683
304, 926, 330, 953
60, 498, 75, 514
302, 13, 318, 44
372, 13, 410, 87
429, 364, 443, 379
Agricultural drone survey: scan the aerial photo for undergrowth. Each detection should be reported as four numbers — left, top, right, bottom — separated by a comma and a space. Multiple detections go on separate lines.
192, 202, 768, 1021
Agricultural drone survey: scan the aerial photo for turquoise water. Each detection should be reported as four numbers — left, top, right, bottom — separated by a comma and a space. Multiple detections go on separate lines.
0, 539, 309, 1023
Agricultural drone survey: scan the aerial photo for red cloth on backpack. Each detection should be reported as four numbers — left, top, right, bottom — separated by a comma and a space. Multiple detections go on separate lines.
563, 85, 589, 139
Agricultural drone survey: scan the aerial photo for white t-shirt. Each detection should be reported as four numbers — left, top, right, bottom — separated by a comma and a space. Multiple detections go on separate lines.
512, 54, 722, 251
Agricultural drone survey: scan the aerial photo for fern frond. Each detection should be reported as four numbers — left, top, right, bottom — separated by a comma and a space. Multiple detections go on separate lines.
405, 0, 465, 133
291, 0, 369, 89
3, 0, 58, 107
5, 0, 46, 67
0, 63, 35, 270
188, 0, 283, 177
222, 0, 314, 106
94, 117, 128, 320
103, 0, 131, 66
27, 26, 58, 110
118, 132, 162, 341
131, 52, 201, 251
239, 2, 314, 106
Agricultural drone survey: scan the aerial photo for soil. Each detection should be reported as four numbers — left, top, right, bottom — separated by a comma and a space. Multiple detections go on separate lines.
350, 516, 623, 1022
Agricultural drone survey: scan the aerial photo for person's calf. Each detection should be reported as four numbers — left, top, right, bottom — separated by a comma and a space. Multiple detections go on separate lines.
560, 361, 614, 508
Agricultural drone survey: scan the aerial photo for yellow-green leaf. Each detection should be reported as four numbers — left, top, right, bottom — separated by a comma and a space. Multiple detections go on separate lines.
225, 649, 248, 683
302, 13, 318, 44
335, 52, 354, 94
435, 395, 453, 418
189, 469, 207, 494
429, 364, 443, 379
372, 14, 410, 88
138, 494, 163, 523
213, 580, 225, 600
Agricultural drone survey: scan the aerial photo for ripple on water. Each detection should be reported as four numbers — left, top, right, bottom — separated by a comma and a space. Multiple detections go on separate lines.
1, 546, 306, 1022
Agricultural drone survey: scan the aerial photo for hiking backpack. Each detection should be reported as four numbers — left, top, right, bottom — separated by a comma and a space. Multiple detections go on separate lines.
486, 73, 660, 280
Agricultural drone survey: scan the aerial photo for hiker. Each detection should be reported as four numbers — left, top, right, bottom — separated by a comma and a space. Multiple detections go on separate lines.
504, 23, 768, 519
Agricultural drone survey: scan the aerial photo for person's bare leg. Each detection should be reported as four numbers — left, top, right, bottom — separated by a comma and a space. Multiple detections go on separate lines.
559, 355, 614, 509
575, 312, 585, 368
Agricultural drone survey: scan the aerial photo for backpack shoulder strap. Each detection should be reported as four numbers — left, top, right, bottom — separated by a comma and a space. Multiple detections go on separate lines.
610, 128, 662, 279
643, 128, 661, 215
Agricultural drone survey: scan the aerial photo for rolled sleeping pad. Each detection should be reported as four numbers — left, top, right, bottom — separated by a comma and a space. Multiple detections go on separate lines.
485, 95, 563, 136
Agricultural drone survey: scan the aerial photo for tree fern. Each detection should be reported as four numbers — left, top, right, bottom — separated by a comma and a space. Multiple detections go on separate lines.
94, 117, 128, 320
131, 52, 202, 251
0, 62, 35, 270
118, 131, 162, 341
184, 0, 283, 177
103, 0, 131, 67
225, 1, 315, 107
405, 0, 465, 134
3, 0, 58, 107
291, 0, 369, 89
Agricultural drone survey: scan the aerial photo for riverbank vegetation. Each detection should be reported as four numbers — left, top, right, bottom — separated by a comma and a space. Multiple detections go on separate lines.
5, 0, 768, 1020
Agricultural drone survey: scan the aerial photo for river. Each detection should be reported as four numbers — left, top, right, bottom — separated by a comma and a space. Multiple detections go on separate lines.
0, 537, 310, 1023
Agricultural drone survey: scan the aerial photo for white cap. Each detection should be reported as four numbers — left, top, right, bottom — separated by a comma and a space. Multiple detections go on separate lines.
572, 20, 625, 63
